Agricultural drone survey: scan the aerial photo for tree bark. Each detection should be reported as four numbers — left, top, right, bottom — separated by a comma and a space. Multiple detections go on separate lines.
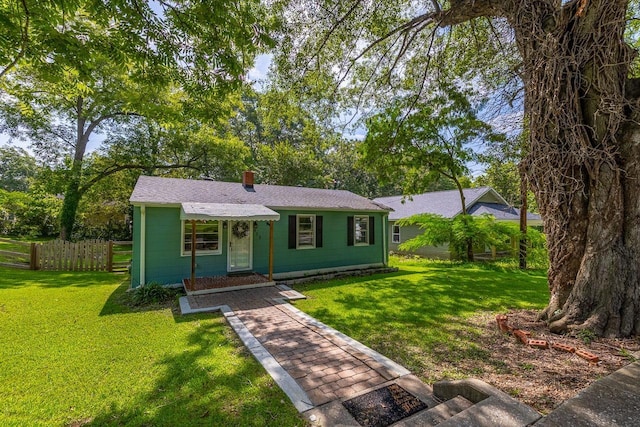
59, 162, 83, 241
59, 97, 89, 241
519, 171, 527, 270
507, 0, 640, 336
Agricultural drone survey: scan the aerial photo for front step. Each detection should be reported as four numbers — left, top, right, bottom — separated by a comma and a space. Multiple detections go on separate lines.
392, 395, 474, 426
433, 379, 542, 427
305, 376, 541, 427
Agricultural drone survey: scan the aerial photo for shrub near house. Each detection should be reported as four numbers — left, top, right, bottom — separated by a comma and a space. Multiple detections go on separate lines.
375, 187, 542, 259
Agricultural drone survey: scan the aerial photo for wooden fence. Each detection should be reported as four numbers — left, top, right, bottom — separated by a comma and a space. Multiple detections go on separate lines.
110, 241, 132, 273
0, 238, 34, 269
0, 238, 131, 272
38, 239, 110, 271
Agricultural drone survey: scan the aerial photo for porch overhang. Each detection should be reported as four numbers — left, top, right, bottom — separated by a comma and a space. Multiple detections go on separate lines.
180, 202, 280, 221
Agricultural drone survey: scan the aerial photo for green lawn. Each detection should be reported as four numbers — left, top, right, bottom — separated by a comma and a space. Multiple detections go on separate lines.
292, 256, 550, 382
0, 250, 549, 426
0, 267, 304, 427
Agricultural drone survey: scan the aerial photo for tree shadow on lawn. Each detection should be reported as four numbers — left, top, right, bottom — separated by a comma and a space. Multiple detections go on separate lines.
0, 267, 127, 290
85, 317, 303, 427
292, 265, 549, 378
296, 265, 548, 322
294, 269, 417, 291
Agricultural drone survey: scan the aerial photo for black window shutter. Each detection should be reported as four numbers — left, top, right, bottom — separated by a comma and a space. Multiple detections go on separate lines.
369, 216, 375, 245
316, 216, 323, 248
347, 216, 354, 246
288, 215, 296, 249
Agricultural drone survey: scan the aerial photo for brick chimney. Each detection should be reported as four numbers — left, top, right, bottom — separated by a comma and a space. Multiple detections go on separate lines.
242, 171, 254, 188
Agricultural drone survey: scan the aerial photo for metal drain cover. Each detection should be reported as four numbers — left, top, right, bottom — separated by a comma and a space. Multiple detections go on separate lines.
342, 383, 428, 427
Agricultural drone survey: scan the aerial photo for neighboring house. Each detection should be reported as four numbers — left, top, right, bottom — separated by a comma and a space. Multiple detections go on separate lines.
129, 172, 391, 288
373, 187, 542, 259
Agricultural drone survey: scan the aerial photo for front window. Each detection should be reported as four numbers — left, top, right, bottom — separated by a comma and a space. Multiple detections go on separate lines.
297, 214, 316, 249
182, 220, 221, 255
354, 216, 369, 246
392, 224, 400, 243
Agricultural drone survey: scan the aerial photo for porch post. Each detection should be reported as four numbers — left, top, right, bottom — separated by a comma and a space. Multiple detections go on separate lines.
140, 205, 146, 286
269, 220, 274, 281
190, 220, 196, 289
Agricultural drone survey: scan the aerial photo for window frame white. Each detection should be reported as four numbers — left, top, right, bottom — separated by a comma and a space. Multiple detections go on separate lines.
181, 220, 222, 256
354, 215, 370, 246
392, 224, 401, 243
296, 214, 316, 249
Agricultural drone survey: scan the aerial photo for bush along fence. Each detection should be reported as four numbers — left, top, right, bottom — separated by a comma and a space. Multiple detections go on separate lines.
0, 238, 131, 272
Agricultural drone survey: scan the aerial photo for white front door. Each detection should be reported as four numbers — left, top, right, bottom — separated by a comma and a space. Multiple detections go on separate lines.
228, 221, 253, 272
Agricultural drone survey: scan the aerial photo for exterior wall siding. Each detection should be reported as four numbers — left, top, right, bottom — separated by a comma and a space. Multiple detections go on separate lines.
387, 221, 502, 259
256, 210, 386, 275
131, 206, 387, 287
388, 221, 451, 259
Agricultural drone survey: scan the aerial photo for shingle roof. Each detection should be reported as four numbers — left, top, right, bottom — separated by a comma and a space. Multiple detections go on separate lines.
374, 187, 496, 220
373, 187, 541, 222
467, 202, 541, 222
130, 176, 390, 212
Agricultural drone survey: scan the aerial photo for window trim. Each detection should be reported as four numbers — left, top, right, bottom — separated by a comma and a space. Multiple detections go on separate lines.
354, 215, 370, 246
180, 220, 222, 256
296, 214, 316, 249
392, 224, 401, 244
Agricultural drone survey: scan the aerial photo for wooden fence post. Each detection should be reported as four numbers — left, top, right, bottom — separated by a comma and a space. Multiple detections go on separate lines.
107, 241, 114, 272
29, 242, 38, 270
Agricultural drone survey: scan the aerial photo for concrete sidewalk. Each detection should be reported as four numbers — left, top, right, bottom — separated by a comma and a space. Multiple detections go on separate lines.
535, 360, 640, 426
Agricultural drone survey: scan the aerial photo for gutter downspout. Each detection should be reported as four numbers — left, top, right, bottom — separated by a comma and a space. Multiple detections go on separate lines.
140, 205, 146, 286
269, 220, 274, 281
382, 213, 388, 266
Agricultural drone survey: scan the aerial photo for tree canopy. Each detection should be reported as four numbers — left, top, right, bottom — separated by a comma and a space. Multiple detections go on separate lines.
274, 0, 640, 337
0, 0, 276, 239
0, 0, 275, 89
361, 81, 502, 196
0, 145, 37, 191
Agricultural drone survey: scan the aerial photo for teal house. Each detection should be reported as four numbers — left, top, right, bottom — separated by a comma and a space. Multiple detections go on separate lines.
129, 172, 391, 290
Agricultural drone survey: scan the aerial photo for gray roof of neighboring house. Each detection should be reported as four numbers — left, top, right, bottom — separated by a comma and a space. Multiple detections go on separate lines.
130, 176, 391, 212
467, 202, 541, 222
374, 187, 541, 222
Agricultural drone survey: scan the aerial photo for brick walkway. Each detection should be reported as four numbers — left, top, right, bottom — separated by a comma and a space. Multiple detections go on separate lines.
187, 287, 401, 406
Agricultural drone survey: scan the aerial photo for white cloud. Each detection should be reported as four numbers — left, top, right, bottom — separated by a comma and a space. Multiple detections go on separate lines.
247, 53, 273, 88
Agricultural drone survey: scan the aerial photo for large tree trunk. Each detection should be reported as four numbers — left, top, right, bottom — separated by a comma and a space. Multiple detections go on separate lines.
59, 161, 83, 241
518, 168, 527, 270
60, 97, 89, 241
508, 0, 640, 336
